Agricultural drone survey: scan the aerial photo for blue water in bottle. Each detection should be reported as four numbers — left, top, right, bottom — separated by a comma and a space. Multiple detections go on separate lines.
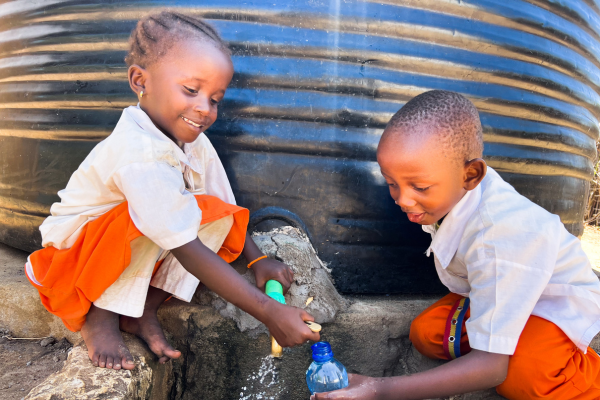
306, 341, 349, 394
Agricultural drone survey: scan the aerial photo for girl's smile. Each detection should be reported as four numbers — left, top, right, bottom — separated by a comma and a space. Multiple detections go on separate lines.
181, 116, 204, 130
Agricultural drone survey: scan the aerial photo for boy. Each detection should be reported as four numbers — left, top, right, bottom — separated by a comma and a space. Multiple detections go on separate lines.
312, 90, 600, 400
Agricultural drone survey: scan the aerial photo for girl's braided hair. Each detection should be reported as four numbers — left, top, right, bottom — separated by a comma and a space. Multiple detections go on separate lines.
125, 10, 231, 68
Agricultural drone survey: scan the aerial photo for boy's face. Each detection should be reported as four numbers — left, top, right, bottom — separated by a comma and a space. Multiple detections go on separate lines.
130, 40, 234, 144
377, 129, 483, 226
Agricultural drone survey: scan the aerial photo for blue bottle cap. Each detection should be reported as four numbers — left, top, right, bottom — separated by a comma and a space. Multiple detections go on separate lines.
311, 341, 334, 362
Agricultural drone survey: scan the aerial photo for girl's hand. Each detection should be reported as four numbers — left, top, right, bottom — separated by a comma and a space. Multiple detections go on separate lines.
310, 375, 380, 400
252, 258, 294, 293
265, 301, 319, 347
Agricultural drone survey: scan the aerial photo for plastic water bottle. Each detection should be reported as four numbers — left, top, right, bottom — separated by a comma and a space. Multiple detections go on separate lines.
306, 341, 349, 394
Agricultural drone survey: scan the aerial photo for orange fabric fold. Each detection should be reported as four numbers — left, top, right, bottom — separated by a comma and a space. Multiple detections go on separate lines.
27, 195, 248, 332
409, 293, 472, 360
410, 293, 600, 400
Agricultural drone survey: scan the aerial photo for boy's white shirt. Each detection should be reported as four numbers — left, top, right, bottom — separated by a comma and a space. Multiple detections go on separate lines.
38, 105, 236, 251
422, 167, 600, 355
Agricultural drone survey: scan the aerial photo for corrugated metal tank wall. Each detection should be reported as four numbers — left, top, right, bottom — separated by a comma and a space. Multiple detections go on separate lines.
0, 0, 598, 293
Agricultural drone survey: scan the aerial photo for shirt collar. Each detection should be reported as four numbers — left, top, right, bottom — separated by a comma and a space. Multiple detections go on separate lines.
124, 105, 203, 172
422, 182, 483, 268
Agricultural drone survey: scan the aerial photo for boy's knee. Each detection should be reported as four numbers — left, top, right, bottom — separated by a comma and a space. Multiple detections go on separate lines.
409, 312, 438, 357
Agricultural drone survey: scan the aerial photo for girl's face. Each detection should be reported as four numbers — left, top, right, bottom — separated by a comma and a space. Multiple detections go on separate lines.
130, 39, 234, 144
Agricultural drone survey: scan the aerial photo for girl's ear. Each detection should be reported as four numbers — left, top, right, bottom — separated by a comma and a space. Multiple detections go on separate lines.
463, 158, 487, 191
128, 64, 147, 97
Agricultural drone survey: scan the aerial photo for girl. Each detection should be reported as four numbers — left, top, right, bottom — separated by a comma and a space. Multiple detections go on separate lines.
25, 11, 319, 371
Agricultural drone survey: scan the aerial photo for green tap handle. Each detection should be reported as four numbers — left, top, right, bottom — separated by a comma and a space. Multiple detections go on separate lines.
265, 280, 286, 358
265, 280, 286, 304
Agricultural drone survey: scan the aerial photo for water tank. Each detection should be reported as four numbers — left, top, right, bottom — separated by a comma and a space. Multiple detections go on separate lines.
0, 0, 598, 293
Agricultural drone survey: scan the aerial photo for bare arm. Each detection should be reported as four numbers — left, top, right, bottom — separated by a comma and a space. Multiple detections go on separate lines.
313, 350, 508, 400
171, 237, 319, 347
241, 231, 264, 264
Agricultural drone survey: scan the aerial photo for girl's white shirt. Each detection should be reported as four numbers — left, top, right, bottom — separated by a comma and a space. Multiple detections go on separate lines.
423, 167, 600, 355
39, 105, 236, 251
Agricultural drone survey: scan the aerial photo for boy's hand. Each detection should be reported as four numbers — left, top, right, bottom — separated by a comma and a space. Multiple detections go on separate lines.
265, 301, 320, 347
311, 375, 379, 400
252, 258, 294, 293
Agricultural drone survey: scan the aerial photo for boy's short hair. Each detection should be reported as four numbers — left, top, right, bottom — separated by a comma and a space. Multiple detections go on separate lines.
382, 90, 484, 163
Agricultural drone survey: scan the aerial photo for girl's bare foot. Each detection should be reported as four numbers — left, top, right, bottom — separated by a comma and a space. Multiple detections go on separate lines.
119, 286, 181, 364
80, 305, 135, 370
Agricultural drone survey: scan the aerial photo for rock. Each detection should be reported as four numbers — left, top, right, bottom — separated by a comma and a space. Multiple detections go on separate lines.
266, 227, 349, 323
39, 337, 55, 347
25, 335, 157, 400
204, 226, 348, 335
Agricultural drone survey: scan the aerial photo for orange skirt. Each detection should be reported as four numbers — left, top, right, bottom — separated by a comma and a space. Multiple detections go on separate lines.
410, 293, 600, 400
27, 195, 248, 332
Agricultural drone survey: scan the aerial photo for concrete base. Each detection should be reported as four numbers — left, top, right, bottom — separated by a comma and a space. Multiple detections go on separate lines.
157, 296, 504, 400
0, 243, 509, 400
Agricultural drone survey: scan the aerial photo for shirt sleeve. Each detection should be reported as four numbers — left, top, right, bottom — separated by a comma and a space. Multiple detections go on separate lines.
203, 137, 236, 205
113, 162, 202, 250
464, 218, 561, 355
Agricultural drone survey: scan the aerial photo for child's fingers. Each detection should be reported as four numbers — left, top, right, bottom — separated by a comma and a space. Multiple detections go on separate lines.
300, 311, 321, 341
280, 273, 292, 293
307, 329, 321, 342
255, 277, 266, 292
347, 373, 359, 382
301, 309, 315, 322
316, 390, 351, 400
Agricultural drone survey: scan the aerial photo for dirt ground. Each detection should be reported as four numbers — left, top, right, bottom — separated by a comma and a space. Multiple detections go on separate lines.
582, 224, 600, 272
0, 330, 72, 400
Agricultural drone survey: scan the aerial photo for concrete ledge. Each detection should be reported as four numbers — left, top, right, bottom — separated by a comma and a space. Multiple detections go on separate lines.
156, 296, 504, 399
0, 243, 510, 399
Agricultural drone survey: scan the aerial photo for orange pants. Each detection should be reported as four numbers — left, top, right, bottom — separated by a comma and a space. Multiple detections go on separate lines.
410, 293, 600, 400
27, 195, 248, 332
